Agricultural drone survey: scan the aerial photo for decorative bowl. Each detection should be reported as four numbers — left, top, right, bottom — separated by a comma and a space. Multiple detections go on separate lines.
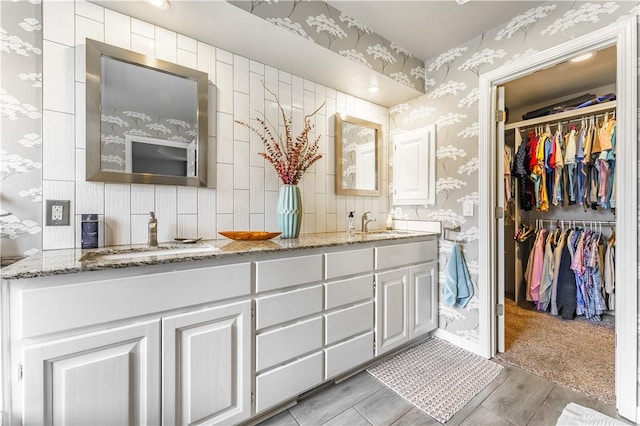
219, 231, 282, 241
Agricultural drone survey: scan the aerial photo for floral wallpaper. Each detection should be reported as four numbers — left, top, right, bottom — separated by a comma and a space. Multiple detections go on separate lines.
389, 1, 640, 346
0, 0, 42, 260
100, 109, 196, 172
228, 0, 426, 92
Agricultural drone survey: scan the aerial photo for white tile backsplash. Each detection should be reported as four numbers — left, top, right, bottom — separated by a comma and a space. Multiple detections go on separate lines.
43, 111, 75, 181
197, 42, 216, 79
41, 5, 389, 251
75, 82, 86, 148
217, 112, 234, 164
75, 149, 104, 214
131, 18, 154, 38
217, 61, 234, 114
104, 183, 131, 246
43, 0, 75, 46
75, 0, 104, 22
234, 55, 250, 94
155, 27, 177, 62
130, 34, 154, 56
75, 15, 104, 83
177, 187, 198, 215
104, 10, 131, 49
177, 34, 197, 53
177, 49, 197, 69
43, 40, 75, 114
155, 186, 177, 243
234, 190, 250, 230
233, 141, 250, 190
216, 48, 233, 65
177, 214, 198, 239
131, 184, 155, 215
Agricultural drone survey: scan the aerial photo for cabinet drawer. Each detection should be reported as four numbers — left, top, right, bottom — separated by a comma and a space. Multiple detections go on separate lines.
325, 332, 373, 379
256, 285, 323, 329
256, 316, 323, 372
256, 254, 323, 292
325, 248, 373, 280
375, 240, 437, 270
325, 275, 373, 310
256, 351, 323, 413
325, 302, 373, 345
20, 262, 251, 339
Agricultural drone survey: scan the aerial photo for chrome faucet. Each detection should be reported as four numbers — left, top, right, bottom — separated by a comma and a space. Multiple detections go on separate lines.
361, 211, 376, 233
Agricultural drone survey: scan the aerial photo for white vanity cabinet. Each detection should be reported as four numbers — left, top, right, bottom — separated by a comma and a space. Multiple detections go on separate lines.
22, 320, 161, 425
1, 234, 439, 425
374, 240, 438, 356
8, 261, 253, 426
162, 301, 251, 426
323, 248, 375, 380
254, 254, 325, 413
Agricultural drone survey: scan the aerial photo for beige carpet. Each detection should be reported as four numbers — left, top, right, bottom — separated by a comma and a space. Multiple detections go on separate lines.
497, 299, 615, 405
367, 337, 503, 423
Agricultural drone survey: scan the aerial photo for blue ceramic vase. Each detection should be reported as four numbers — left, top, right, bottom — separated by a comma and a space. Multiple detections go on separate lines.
277, 184, 303, 238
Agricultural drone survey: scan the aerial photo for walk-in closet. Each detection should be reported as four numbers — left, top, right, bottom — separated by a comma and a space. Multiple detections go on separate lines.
498, 45, 617, 405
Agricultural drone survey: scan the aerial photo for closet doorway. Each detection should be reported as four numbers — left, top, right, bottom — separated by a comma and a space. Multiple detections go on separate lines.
477, 19, 637, 421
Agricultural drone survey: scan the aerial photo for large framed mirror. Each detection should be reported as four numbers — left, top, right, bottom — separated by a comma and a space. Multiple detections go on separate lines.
86, 38, 211, 187
335, 114, 382, 196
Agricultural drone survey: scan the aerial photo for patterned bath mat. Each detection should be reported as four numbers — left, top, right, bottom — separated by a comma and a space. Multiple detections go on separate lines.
367, 337, 503, 423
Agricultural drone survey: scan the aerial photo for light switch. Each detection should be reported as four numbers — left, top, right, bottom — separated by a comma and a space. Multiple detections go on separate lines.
463, 200, 474, 217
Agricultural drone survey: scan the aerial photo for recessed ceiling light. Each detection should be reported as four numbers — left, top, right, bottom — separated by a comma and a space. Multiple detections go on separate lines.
367, 85, 380, 93
570, 52, 594, 63
456, 0, 470, 5
147, 0, 170, 9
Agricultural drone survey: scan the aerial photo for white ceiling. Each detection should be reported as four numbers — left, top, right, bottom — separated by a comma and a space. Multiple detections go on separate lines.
93, 1, 547, 107
91, 0, 615, 107
325, 1, 543, 62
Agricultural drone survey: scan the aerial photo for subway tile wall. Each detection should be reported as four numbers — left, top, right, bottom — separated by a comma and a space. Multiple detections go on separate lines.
42, 0, 389, 250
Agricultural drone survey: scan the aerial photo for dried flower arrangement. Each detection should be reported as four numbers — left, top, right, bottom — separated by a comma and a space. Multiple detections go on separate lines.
236, 85, 325, 185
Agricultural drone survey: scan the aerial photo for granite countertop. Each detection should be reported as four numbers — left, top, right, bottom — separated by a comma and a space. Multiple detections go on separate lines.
0, 231, 437, 280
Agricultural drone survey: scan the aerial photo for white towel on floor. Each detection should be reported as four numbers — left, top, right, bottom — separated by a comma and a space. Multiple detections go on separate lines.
556, 403, 627, 426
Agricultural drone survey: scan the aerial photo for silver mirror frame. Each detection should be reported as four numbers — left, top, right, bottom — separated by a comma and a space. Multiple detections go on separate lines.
335, 114, 382, 196
86, 38, 210, 187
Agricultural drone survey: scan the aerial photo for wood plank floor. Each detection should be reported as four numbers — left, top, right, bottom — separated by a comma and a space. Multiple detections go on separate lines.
258, 361, 633, 426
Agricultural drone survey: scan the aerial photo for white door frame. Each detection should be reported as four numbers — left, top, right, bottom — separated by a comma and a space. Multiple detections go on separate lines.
478, 18, 637, 421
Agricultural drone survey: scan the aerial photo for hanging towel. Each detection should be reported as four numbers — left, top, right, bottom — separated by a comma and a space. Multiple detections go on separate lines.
443, 243, 474, 308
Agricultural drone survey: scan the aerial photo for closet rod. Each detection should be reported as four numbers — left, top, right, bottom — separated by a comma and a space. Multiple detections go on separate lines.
504, 100, 617, 130
520, 218, 615, 225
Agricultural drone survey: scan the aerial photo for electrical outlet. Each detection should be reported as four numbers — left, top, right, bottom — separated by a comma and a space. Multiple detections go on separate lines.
46, 200, 70, 226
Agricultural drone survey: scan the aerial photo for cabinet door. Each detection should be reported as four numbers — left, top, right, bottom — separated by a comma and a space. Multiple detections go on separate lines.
23, 321, 160, 425
393, 125, 436, 206
375, 269, 409, 355
409, 262, 438, 339
162, 301, 251, 426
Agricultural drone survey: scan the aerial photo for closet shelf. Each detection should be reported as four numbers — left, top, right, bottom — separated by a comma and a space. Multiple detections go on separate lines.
504, 100, 617, 131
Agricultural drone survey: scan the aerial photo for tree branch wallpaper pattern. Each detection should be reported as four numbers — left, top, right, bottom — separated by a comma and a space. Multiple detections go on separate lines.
0, 0, 42, 259
389, 1, 640, 347
229, 0, 426, 92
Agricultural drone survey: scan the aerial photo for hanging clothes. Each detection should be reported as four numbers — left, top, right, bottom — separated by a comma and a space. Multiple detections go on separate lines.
516, 224, 613, 320
512, 111, 616, 213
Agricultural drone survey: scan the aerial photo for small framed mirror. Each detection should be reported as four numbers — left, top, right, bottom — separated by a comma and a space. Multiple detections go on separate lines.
86, 38, 211, 187
335, 115, 382, 196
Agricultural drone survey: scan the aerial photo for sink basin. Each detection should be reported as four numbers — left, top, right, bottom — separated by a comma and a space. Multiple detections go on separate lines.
356, 230, 414, 236
81, 244, 219, 262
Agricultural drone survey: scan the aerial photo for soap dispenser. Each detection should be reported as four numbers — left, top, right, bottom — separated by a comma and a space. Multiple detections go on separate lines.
347, 211, 356, 236
148, 212, 158, 247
